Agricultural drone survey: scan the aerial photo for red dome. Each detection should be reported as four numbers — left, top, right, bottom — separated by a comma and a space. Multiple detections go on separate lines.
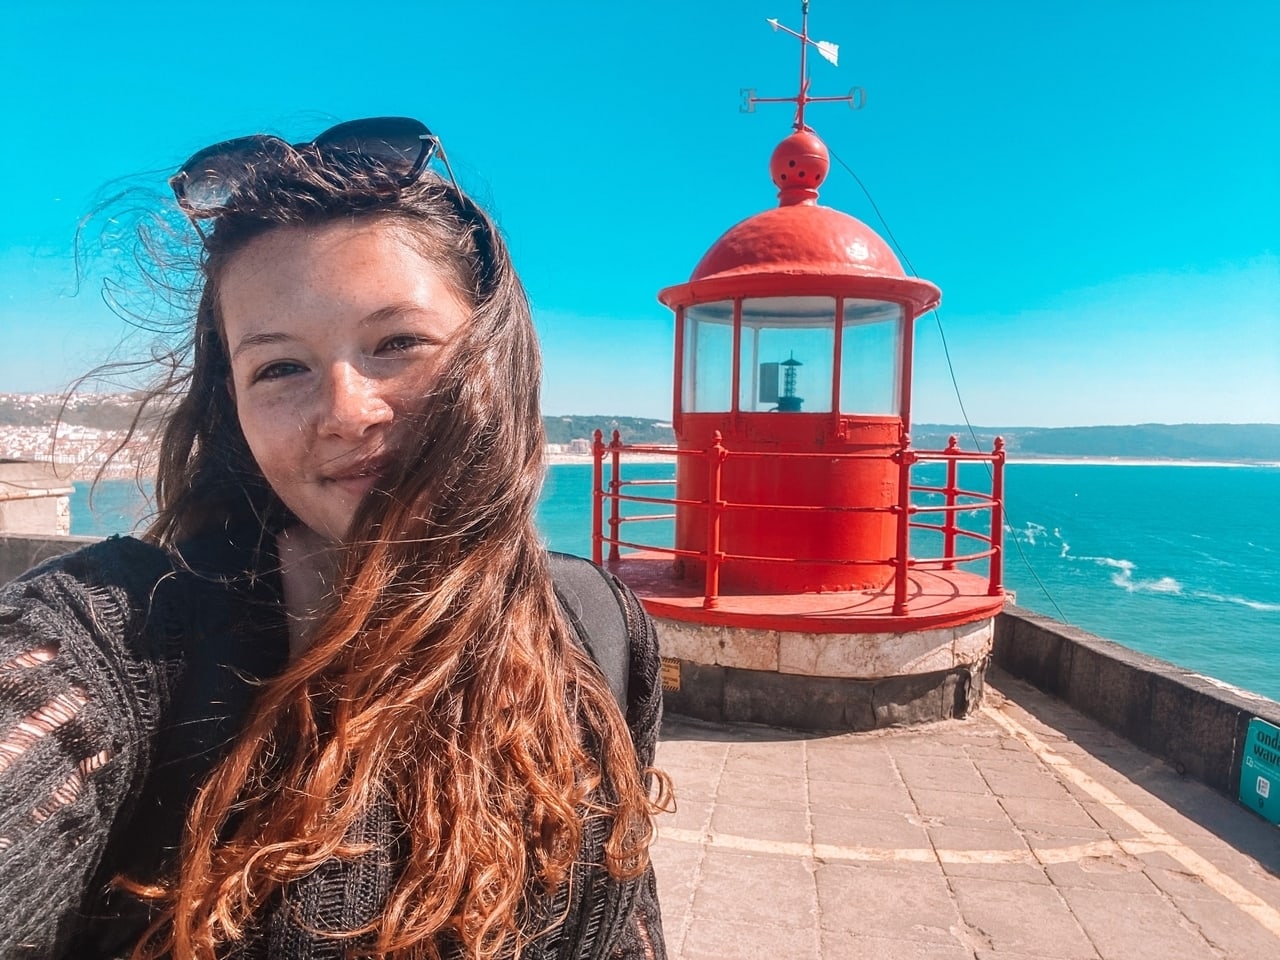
690, 204, 906, 283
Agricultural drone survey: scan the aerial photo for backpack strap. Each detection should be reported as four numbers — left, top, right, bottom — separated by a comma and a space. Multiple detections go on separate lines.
548, 552, 630, 712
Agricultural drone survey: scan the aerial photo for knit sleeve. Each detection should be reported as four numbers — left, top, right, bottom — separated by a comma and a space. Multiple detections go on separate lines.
0, 537, 180, 957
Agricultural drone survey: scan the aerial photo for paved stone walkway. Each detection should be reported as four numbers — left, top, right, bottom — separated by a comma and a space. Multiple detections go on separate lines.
650, 668, 1280, 959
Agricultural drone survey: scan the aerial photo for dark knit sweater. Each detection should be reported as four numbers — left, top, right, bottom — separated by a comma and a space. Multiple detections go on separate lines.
0, 535, 666, 959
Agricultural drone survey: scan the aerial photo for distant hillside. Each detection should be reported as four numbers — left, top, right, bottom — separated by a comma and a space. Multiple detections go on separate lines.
568, 421, 1280, 460
545, 415, 674, 446
913, 423, 1280, 462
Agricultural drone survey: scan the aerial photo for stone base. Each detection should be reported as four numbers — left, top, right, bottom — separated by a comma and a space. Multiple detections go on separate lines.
662, 657, 986, 731
651, 613, 995, 731
654, 616, 994, 677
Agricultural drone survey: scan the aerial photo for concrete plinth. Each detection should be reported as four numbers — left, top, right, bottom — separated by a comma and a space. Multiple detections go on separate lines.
654, 614, 995, 731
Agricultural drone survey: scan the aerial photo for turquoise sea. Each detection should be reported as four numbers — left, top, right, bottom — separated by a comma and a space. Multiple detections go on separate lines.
72, 462, 1280, 702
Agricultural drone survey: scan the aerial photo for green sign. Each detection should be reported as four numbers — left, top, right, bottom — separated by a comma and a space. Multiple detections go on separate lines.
1240, 717, 1280, 826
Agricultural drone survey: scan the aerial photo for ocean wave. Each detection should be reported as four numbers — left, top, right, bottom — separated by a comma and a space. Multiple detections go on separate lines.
1059, 548, 1183, 595
1060, 543, 1263, 602
1014, 527, 1207, 601
1016, 521, 1047, 546
1071, 553, 1131, 571
1193, 591, 1280, 612
1197, 555, 1237, 568
1113, 573, 1183, 594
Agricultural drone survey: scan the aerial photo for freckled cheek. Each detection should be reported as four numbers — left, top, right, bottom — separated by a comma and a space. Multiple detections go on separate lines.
387, 362, 445, 413
237, 403, 314, 487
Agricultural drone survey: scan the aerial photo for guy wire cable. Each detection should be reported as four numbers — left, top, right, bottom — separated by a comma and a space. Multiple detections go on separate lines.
828, 146, 1069, 623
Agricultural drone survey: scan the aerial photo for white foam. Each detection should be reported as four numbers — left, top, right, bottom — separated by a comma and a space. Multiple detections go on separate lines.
1099, 554, 1183, 594
1074, 554, 1132, 571
1020, 521, 1047, 546
1059, 549, 1184, 595
1194, 591, 1280, 612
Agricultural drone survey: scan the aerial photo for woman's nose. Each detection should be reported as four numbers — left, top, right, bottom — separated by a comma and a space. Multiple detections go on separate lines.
318, 363, 393, 438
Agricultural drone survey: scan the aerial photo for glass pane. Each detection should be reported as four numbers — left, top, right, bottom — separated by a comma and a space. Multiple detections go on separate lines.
682, 301, 734, 413
840, 299, 902, 415
738, 297, 836, 413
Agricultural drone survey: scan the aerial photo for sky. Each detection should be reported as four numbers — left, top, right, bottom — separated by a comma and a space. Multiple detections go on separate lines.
0, 0, 1276, 427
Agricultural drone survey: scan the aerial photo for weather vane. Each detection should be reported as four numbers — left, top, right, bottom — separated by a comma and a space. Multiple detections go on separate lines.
740, 0, 866, 131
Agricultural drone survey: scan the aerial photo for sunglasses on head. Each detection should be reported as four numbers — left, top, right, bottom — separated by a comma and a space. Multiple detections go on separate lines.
169, 116, 460, 216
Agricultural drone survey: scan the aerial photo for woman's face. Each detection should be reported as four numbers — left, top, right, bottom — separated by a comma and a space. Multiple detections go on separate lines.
219, 219, 471, 542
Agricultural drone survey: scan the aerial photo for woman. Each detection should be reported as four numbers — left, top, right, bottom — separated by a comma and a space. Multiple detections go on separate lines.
0, 118, 667, 959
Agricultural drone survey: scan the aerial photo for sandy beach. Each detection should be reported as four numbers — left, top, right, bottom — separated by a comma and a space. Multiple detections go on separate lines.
546, 452, 676, 466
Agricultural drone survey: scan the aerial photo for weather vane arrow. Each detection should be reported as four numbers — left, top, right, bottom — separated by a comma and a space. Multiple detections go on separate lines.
766, 16, 840, 66
742, 1, 866, 131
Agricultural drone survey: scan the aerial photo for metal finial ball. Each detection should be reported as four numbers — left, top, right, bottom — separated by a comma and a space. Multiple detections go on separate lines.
770, 130, 831, 201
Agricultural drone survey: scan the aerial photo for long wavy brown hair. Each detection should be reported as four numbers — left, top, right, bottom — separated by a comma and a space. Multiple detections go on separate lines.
128, 148, 661, 958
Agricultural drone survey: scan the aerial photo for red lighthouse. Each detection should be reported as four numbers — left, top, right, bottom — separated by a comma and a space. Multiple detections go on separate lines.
593, 6, 1006, 729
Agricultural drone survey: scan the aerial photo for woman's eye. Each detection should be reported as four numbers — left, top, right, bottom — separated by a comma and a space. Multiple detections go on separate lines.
376, 335, 426, 355
252, 360, 307, 383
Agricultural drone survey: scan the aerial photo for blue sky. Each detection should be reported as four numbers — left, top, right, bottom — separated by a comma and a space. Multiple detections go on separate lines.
1, 0, 1275, 426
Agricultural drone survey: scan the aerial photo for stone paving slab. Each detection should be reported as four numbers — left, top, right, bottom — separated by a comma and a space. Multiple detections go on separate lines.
651, 668, 1280, 959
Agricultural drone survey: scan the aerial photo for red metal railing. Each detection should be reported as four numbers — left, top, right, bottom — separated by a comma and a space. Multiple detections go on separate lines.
591, 429, 1005, 614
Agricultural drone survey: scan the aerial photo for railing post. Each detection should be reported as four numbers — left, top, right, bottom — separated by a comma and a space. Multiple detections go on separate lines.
703, 431, 727, 609
988, 436, 1006, 596
942, 434, 960, 570
608, 430, 623, 562
591, 430, 605, 565
893, 433, 915, 616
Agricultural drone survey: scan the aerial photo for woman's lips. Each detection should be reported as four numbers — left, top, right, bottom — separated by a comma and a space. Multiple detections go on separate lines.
325, 456, 392, 498
331, 474, 379, 499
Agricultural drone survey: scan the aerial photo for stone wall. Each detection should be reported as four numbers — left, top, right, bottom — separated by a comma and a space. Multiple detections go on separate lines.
993, 604, 1280, 800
